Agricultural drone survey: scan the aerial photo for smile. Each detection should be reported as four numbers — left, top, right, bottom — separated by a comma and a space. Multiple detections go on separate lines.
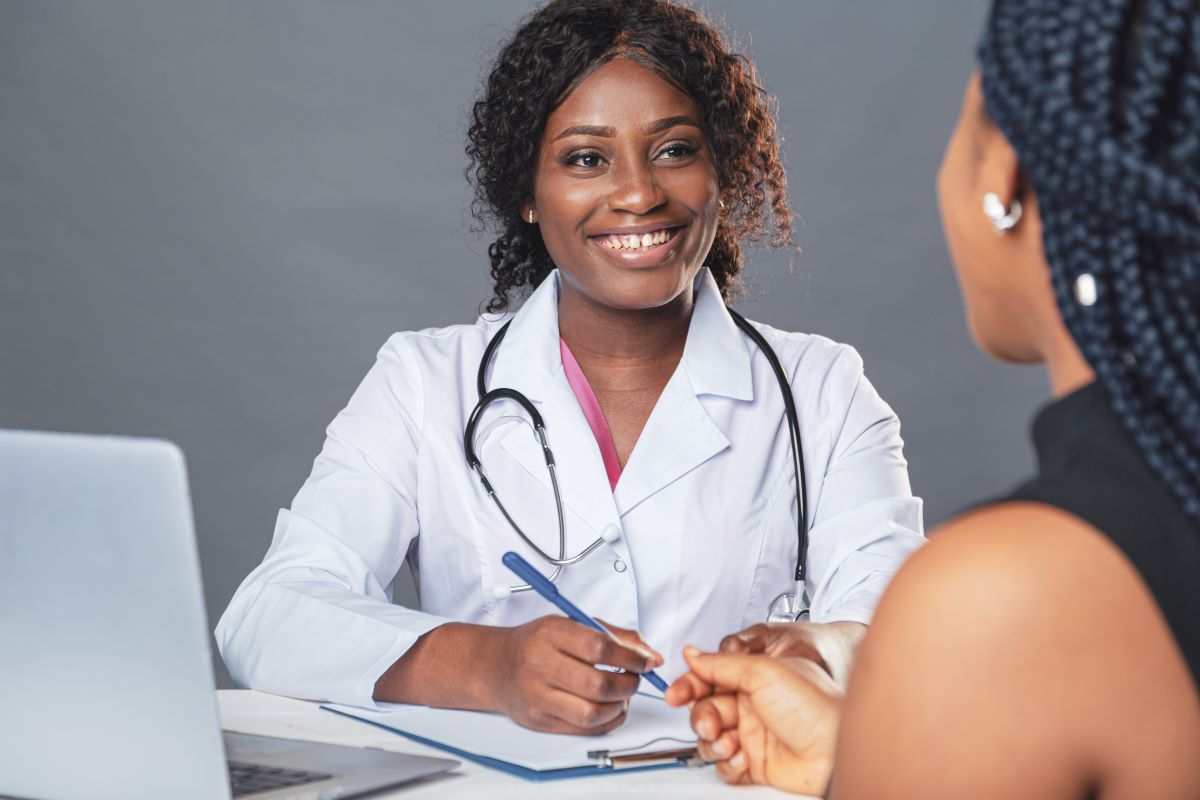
594, 226, 681, 252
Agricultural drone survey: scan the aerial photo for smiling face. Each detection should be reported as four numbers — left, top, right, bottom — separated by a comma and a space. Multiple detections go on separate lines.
528, 58, 721, 312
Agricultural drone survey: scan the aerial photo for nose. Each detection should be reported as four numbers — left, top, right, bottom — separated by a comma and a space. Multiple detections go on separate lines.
607, 159, 667, 216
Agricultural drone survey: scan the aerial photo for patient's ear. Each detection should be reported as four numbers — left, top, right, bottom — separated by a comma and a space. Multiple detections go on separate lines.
977, 122, 1024, 209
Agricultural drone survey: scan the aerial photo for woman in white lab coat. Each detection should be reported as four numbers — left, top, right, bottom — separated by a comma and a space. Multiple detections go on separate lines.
216, 0, 925, 735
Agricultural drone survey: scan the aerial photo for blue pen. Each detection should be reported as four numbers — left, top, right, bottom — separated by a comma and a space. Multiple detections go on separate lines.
501, 551, 669, 692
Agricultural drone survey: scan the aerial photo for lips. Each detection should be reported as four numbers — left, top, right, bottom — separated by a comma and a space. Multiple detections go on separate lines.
593, 226, 681, 252
587, 224, 686, 268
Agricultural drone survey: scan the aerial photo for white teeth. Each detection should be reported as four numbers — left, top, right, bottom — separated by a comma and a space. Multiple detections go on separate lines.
600, 228, 674, 249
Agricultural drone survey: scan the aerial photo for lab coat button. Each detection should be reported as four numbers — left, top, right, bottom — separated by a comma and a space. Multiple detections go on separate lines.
613, 558, 627, 573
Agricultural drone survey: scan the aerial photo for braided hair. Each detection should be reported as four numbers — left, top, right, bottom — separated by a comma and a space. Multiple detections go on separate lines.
466, 0, 791, 313
978, 0, 1200, 522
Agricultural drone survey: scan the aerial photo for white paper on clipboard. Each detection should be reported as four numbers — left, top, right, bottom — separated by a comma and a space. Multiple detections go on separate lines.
322, 693, 696, 771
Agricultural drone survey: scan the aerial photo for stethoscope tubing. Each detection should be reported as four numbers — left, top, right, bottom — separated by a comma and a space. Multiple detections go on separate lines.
464, 305, 810, 593
726, 309, 809, 582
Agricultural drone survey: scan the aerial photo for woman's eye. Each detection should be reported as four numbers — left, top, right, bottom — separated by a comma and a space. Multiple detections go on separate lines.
565, 151, 604, 168
658, 142, 697, 160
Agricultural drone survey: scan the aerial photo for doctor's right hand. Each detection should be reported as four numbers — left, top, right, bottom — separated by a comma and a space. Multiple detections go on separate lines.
488, 615, 663, 735
373, 617, 661, 734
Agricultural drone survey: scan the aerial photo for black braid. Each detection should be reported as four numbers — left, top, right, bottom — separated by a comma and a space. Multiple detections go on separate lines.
979, 0, 1200, 521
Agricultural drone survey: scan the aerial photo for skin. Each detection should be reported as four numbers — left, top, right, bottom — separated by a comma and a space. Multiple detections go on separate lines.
668, 72, 1200, 796
377, 57, 866, 735
525, 57, 721, 469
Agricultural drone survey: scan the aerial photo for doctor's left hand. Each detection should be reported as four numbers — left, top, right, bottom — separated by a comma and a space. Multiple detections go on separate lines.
717, 621, 866, 686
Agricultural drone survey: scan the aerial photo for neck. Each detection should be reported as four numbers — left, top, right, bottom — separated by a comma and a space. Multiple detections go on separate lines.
556, 282, 693, 376
1043, 328, 1095, 398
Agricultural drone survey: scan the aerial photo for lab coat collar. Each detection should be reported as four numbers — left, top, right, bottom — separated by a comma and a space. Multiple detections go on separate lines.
484, 271, 563, 404
681, 268, 755, 402
484, 267, 757, 526
485, 267, 755, 403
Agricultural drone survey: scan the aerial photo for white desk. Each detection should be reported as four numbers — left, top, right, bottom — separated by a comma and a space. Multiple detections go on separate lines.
219, 690, 809, 799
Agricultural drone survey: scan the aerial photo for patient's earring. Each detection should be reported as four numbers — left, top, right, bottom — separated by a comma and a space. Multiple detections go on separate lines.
982, 192, 1022, 234
527, 209, 536, 224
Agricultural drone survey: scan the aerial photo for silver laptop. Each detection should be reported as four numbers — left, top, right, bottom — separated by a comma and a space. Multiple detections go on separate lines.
0, 429, 458, 800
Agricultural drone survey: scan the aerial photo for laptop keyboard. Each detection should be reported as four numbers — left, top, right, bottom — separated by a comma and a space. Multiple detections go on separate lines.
228, 761, 332, 797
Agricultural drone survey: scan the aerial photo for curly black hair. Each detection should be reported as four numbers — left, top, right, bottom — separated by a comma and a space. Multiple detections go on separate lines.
466, 0, 792, 313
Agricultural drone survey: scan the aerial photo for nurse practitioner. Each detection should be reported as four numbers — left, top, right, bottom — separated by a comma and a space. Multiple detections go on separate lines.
217, 0, 925, 734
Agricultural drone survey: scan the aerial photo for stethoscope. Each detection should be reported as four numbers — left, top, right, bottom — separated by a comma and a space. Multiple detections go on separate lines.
463, 307, 812, 623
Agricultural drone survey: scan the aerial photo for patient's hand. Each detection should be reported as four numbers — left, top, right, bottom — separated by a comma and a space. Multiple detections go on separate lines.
667, 647, 842, 795
719, 621, 866, 686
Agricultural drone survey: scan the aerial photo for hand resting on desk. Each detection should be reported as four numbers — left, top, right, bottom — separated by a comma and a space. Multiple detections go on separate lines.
666, 646, 842, 795
374, 615, 663, 736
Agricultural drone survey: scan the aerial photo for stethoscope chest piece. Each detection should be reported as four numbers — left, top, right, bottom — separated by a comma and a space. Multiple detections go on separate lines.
767, 592, 810, 623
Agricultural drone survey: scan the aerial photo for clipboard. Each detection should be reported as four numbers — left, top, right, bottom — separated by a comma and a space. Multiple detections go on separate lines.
320, 693, 705, 781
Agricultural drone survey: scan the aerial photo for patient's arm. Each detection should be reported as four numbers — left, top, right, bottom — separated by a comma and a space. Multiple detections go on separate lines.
830, 502, 1200, 800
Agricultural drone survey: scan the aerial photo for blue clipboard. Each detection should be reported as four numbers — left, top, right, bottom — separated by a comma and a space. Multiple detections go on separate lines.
319, 705, 701, 781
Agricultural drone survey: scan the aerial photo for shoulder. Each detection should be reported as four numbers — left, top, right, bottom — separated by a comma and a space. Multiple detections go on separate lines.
342, 314, 510, 418
745, 318, 864, 376
741, 318, 867, 411
834, 501, 1191, 797
376, 313, 510, 365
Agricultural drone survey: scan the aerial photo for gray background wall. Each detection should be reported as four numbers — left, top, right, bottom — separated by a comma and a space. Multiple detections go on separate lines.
1, 0, 1037, 690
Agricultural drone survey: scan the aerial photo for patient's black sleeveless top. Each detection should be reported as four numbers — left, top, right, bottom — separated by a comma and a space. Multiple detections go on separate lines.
1005, 382, 1200, 688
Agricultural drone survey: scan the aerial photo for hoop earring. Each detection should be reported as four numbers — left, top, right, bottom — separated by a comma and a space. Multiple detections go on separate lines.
982, 192, 1022, 234
527, 209, 536, 224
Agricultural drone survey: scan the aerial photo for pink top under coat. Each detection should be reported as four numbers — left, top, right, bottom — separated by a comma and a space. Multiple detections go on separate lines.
559, 338, 622, 490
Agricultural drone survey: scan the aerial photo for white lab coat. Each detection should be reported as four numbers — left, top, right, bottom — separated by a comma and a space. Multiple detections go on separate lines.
216, 268, 925, 709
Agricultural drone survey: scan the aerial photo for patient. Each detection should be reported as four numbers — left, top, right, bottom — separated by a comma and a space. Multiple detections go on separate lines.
666, 0, 1200, 796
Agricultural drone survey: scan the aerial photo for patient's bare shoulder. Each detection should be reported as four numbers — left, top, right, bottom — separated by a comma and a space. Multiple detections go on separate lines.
831, 502, 1200, 800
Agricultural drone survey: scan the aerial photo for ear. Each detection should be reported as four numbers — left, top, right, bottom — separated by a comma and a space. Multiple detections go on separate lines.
977, 122, 1024, 208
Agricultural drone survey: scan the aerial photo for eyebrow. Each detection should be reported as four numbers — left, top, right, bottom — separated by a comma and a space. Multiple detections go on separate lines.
551, 115, 703, 142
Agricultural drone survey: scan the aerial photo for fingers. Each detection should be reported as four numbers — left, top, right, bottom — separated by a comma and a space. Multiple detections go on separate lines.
691, 695, 734, 753
691, 692, 739, 744
683, 645, 781, 696
552, 619, 653, 674
714, 750, 751, 785
664, 669, 715, 707
718, 624, 771, 654
690, 694, 749, 785
594, 618, 664, 667
550, 655, 640, 704
526, 690, 630, 735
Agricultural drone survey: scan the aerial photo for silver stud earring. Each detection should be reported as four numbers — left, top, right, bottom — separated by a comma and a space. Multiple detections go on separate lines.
718, 199, 726, 210
982, 192, 1022, 234
527, 209, 536, 224
1074, 273, 1098, 306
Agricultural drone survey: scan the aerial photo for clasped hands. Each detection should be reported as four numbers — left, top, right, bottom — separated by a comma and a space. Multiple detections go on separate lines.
665, 622, 860, 796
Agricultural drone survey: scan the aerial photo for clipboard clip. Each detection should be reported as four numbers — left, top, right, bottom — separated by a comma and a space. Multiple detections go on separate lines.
587, 737, 706, 770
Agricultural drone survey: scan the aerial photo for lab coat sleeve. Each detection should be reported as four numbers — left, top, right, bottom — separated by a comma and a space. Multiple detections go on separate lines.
215, 334, 455, 709
804, 347, 926, 625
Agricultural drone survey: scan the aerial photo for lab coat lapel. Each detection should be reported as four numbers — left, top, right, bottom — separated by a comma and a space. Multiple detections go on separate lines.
485, 272, 622, 545
613, 269, 755, 516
